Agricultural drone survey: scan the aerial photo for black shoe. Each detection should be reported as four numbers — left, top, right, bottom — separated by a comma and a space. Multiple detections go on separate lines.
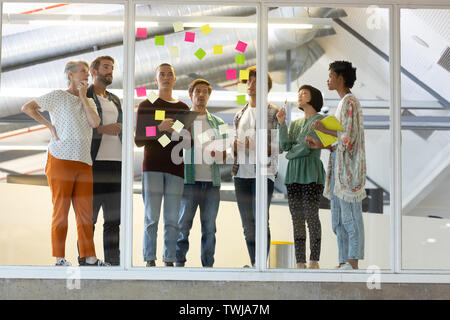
146, 260, 156, 267
164, 262, 174, 267
85, 259, 110, 266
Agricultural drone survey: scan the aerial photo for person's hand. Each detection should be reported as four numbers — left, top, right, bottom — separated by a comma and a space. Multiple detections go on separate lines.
77, 80, 88, 97
99, 123, 122, 135
276, 107, 286, 125
311, 120, 325, 132
158, 118, 174, 133
49, 124, 59, 140
305, 135, 323, 149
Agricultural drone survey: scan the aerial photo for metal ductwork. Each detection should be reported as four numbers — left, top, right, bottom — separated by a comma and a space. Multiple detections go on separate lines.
0, 6, 344, 119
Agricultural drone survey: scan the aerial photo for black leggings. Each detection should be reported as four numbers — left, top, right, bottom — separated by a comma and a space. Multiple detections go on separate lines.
286, 183, 324, 263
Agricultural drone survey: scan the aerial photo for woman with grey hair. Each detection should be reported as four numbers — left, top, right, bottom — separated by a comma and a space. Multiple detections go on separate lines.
22, 60, 108, 266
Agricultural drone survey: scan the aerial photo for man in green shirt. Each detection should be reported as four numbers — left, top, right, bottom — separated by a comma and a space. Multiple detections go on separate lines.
176, 79, 227, 267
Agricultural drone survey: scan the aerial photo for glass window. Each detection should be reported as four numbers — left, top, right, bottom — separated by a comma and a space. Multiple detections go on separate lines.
0, 2, 124, 267
268, 5, 391, 270
401, 8, 450, 270
132, 4, 258, 268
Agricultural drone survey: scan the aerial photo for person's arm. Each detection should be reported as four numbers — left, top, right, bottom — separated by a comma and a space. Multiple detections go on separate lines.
78, 82, 100, 128
337, 98, 357, 151
22, 100, 59, 140
311, 120, 338, 137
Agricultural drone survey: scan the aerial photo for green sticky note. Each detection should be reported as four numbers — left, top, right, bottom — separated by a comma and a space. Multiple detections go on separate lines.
235, 54, 245, 65
237, 94, 246, 105
195, 48, 207, 60
155, 36, 165, 46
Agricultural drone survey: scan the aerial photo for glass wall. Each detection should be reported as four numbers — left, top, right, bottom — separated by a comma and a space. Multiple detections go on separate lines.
0, 2, 124, 266
267, 6, 392, 270
400, 8, 450, 270
132, 4, 258, 268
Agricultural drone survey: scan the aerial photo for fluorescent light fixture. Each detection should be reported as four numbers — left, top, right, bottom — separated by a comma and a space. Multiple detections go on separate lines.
426, 238, 437, 244
3, 14, 331, 30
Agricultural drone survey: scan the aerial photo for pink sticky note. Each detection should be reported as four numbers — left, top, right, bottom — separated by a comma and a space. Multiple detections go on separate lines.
226, 69, 237, 80
146, 126, 156, 137
136, 28, 147, 38
235, 40, 248, 53
185, 32, 195, 42
136, 87, 147, 97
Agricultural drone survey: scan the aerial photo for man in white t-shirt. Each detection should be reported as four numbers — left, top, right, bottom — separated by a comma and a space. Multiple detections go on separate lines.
80, 56, 122, 266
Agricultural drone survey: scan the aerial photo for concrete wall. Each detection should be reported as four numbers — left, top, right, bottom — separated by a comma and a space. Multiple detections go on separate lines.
1, 278, 450, 299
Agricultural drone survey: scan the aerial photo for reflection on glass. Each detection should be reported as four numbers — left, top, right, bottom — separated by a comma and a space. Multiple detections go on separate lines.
268, 6, 391, 270
0, 2, 124, 266
401, 9, 450, 270
132, 5, 258, 268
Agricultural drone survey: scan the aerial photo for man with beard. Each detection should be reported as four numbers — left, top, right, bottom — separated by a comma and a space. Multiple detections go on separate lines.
79, 55, 122, 266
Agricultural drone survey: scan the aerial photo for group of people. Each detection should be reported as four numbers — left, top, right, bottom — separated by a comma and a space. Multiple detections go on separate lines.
134, 61, 366, 270
22, 56, 122, 266
22, 55, 366, 271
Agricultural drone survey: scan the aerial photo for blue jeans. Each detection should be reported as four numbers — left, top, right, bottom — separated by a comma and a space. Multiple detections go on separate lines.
233, 177, 274, 266
330, 151, 365, 264
176, 182, 220, 267
142, 171, 184, 263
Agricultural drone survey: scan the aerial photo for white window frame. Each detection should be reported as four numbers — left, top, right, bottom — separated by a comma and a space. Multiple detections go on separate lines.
0, 0, 449, 283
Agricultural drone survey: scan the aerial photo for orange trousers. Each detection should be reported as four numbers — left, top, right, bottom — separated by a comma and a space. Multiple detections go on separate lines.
45, 152, 96, 258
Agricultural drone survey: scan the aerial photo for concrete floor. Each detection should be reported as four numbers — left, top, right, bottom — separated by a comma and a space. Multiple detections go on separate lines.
1, 279, 449, 300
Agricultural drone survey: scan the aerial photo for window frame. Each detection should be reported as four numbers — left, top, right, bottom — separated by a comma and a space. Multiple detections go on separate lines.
0, 0, 449, 283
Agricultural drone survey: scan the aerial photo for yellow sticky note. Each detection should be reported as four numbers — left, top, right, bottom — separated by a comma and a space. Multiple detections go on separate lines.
169, 46, 179, 57
172, 120, 184, 133
237, 83, 247, 93
213, 45, 223, 55
218, 123, 228, 135
239, 70, 249, 81
201, 24, 212, 34
147, 91, 159, 104
173, 21, 184, 32
197, 132, 211, 144
158, 134, 171, 148
155, 110, 165, 121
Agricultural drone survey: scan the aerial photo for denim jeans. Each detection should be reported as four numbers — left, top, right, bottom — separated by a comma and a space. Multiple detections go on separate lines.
176, 182, 220, 267
233, 177, 274, 266
330, 150, 365, 264
142, 171, 184, 263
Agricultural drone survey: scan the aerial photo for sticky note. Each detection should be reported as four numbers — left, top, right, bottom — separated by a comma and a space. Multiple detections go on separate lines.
226, 69, 237, 80
197, 132, 211, 144
239, 70, 249, 81
172, 120, 184, 133
147, 91, 159, 104
185, 32, 195, 42
201, 24, 212, 34
237, 83, 247, 93
146, 126, 156, 137
169, 46, 179, 57
213, 45, 223, 55
218, 123, 228, 135
155, 110, 165, 121
158, 134, 171, 148
136, 87, 147, 97
237, 94, 246, 105
235, 54, 245, 65
155, 36, 165, 46
136, 28, 147, 38
235, 40, 248, 53
195, 48, 206, 60
173, 21, 184, 32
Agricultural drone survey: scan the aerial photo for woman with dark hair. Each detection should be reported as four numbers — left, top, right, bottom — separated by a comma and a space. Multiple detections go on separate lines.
307, 61, 366, 270
276, 85, 326, 269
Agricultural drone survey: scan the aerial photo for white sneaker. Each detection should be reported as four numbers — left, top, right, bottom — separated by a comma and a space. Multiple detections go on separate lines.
338, 262, 354, 270
55, 258, 72, 266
